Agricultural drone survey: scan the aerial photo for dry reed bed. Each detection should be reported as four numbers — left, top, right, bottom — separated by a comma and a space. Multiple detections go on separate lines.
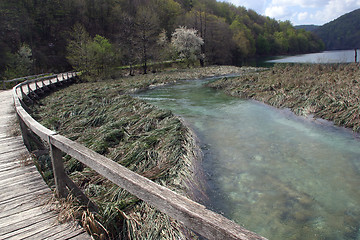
208, 64, 360, 132
31, 66, 246, 239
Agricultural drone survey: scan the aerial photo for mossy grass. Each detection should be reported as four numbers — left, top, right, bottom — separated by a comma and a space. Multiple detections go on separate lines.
208, 63, 360, 132
31, 66, 246, 239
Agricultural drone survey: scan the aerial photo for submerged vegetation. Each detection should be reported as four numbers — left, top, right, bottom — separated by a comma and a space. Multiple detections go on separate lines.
207, 63, 360, 132
31, 66, 247, 239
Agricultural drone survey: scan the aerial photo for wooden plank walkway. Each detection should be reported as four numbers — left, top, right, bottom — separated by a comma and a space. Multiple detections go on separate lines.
0, 90, 90, 240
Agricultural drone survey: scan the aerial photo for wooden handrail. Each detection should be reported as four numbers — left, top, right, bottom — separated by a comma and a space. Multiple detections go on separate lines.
3, 73, 51, 89
12, 73, 267, 240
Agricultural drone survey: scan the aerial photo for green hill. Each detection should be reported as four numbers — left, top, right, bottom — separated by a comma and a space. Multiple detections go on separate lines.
295, 25, 320, 32
313, 8, 360, 50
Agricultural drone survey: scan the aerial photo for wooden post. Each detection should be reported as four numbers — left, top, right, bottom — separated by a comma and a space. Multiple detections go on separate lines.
20, 85, 33, 104
18, 115, 31, 150
35, 80, 40, 90
355, 49, 358, 63
49, 140, 69, 198
49, 137, 97, 210
20, 85, 25, 97
27, 83, 31, 95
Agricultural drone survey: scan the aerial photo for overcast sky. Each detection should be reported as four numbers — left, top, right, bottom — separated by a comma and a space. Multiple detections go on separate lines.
220, 0, 360, 25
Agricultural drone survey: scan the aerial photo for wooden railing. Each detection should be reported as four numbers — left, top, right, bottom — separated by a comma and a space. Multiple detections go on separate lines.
3, 73, 51, 89
12, 73, 267, 240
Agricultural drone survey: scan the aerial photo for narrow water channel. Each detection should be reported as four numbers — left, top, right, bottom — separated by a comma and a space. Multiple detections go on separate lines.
135, 78, 360, 240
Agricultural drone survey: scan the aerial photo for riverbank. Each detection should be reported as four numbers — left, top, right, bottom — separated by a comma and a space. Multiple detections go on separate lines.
30, 66, 252, 239
207, 63, 360, 132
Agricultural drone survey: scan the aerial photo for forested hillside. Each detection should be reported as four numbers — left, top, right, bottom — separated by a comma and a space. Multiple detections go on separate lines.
295, 25, 319, 32
313, 8, 360, 50
0, 0, 324, 79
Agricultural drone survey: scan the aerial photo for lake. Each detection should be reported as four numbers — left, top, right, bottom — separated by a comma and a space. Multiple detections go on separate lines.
267, 49, 359, 64
135, 78, 360, 240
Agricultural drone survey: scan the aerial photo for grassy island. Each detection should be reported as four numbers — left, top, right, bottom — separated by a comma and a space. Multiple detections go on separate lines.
208, 64, 360, 132
31, 66, 249, 239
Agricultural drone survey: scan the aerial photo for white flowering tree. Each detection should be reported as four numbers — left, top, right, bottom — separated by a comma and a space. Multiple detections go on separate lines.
171, 27, 204, 67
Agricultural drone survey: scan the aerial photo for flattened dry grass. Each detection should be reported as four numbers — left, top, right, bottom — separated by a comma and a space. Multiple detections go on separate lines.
208, 63, 360, 132
31, 66, 244, 239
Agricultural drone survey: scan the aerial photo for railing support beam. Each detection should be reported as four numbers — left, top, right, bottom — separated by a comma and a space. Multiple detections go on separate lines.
49, 141, 69, 198
17, 115, 31, 150
49, 137, 98, 211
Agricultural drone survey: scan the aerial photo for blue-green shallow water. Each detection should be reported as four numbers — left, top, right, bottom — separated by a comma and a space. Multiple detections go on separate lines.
267, 50, 358, 64
134, 79, 360, 240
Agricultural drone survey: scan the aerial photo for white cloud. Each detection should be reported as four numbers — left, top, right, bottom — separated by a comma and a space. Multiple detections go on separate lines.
264, 0, 360, 25
222, 0, 360, 25
220, 0, 267, 12
271, 0, 327, 8
265, 6, 288, 18
297, 12, 309, 22
313, 0, 360, 23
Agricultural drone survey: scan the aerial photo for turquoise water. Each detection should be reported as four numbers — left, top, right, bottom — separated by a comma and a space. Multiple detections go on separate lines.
267, 49, 359, 64
135, 79, 360, 240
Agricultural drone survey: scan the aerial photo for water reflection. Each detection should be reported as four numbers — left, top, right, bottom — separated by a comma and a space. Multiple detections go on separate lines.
267, 49, 358, 64
135, 79, 360, 240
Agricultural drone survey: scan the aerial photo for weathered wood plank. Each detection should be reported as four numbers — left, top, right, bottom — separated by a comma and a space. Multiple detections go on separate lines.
66, 232, 92, 240
1, 216, 59, 240
1, 85, 90, 240
0, 164, 20, 173
0, 173, 41, 190
0, 136, 23, 145
0, 159, 23, 171
0, 205, 51, 228
0, 176, 49, 197
0, 162, 32, 173
0, 166, 39, 183
0, 133, 10, 139
17, 221, 87, 240
0, 190, 51, 211
0, 143, 24, 150
0, 212, 54, 236
0, 194, 48, 218
0, 152, 29, 164
0, 187, 50, 206
0, 146, 27, 157
0, 168, 46, 186
0, 141, 25, 151
0, 183, 49, 202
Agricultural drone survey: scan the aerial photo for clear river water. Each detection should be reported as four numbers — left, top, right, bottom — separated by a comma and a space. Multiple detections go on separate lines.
135, 78, 360, 240
267, 49, 359, 64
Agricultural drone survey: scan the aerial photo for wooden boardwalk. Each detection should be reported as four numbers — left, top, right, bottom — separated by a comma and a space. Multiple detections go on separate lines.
0, 90, 90, 240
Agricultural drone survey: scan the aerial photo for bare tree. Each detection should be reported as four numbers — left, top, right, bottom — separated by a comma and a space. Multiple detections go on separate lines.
135, 6, 160, 74
118, 14, 137, 75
